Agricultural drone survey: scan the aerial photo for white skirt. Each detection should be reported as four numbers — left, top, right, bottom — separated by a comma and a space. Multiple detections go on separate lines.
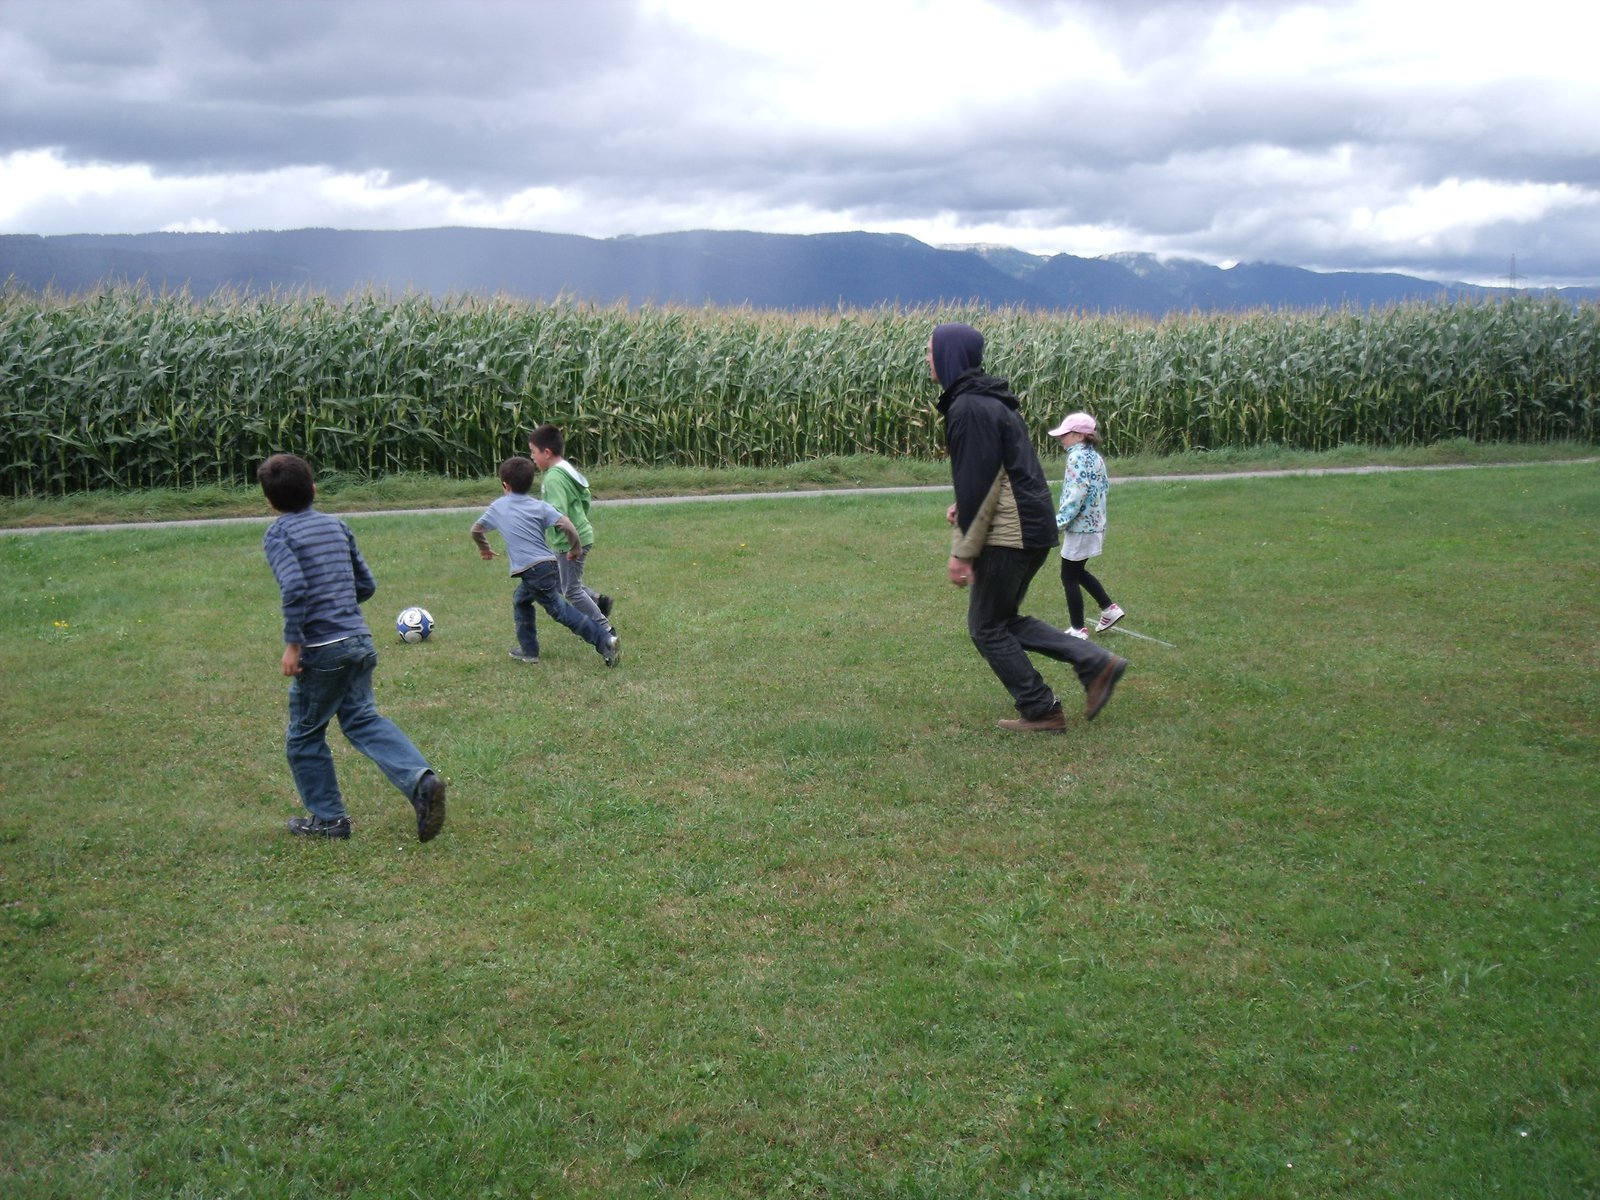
1060, 530, 1104, 560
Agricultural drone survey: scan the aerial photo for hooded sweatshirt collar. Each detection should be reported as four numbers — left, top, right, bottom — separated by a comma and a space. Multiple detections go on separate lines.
552, 459, 589, 489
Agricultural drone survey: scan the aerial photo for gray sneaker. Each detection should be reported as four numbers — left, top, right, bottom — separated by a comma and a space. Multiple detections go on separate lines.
601, 635, 621, 668
508, 648, 540, 664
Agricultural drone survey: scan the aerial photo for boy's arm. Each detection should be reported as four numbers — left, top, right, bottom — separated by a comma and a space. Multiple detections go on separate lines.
264, 527, 310, 646
541, 468, 571, 514
471, 520, 498, 560
347, 526, 377, 603
554, 514, 582, 558
543, 473, 576, 551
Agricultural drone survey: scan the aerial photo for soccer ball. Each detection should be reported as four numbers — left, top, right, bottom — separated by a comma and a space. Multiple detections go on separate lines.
396, 606, 434, 643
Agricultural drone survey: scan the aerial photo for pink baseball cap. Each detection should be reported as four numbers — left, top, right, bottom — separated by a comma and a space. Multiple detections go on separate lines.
1048, 412, 1096, 437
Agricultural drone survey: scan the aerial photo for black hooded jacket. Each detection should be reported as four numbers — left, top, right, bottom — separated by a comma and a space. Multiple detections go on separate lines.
933, 327, 1059, 553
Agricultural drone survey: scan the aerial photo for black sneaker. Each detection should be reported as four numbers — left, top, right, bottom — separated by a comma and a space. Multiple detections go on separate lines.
596, 593, 614, 619
288, 815, 351, 839
412, 772, 447, 843
508, 648, 540, 664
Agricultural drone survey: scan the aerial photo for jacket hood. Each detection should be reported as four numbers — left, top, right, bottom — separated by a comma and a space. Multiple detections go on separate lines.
553, 460, 589, 489
930, 322, 985, 389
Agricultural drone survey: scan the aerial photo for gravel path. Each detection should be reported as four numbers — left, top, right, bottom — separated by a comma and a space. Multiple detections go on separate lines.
2, 457, 1594, 536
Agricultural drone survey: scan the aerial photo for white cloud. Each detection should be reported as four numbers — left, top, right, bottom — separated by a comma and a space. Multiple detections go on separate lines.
2, 0, 1598, 285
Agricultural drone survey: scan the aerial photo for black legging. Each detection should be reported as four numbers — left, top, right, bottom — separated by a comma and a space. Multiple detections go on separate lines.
1060, 556, 1113, 630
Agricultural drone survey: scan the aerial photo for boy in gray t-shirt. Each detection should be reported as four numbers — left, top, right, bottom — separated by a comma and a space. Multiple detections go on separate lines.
471, 456, 621, 668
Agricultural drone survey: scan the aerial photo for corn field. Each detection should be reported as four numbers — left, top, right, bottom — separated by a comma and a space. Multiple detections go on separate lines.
1, 287, 1595, 495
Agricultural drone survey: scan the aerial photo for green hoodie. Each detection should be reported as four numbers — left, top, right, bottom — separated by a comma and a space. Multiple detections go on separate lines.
540, 459, 594, 552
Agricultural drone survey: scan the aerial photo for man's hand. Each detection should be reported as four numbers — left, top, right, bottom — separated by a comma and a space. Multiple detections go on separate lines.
281, 644, 302, 676
947, 556, 974, 588
946, 502, 958, 526
478, 545, 497, 561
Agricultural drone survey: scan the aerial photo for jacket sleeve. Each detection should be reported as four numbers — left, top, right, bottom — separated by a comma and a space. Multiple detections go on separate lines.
1056, 452, 1088, 528
542, 470, 573, 516
542, 475, 575, 550
951, 472, 1005, 559
947, 399, 1003, 536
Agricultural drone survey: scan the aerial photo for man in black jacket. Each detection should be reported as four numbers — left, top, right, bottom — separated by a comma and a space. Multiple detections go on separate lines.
930, 322, 1127, 731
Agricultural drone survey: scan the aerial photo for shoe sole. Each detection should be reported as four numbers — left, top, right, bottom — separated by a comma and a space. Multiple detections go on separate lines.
1085, 657, 1128, 722
414, 778, 447, 843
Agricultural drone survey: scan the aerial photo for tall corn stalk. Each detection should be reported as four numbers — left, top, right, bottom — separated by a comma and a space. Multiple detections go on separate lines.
1, 286, 1594, 495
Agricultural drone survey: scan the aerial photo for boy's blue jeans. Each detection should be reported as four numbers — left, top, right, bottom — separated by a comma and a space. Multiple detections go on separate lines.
285, 634, 431, 821
513, 560, 607, 657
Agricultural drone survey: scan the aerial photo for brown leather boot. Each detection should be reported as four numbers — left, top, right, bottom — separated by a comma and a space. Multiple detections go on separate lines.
998, 702, 1067, 733
1085, 656, 1128, 722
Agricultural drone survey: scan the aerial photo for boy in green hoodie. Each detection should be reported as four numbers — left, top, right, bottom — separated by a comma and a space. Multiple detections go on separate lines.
528, 424, 616, 641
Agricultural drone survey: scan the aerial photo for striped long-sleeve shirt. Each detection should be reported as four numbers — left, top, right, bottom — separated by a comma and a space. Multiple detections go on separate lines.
263, 509, 374, 646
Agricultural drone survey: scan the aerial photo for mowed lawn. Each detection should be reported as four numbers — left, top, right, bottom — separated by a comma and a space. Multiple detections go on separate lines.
2, 462, 1596, 1198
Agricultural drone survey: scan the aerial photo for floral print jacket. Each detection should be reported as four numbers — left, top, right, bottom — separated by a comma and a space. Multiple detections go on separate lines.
1055, 443, 1108, 534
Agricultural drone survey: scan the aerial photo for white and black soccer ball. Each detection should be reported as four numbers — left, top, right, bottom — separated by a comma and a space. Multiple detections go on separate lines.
396, 606, 434, 643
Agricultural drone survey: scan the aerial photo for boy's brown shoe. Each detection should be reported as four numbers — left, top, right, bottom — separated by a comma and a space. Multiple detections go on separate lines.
998, 703, 1067, 733
1085, 656, 1128, 722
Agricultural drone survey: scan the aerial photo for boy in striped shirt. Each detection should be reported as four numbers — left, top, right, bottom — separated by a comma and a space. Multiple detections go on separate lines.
259, 453, 446, 842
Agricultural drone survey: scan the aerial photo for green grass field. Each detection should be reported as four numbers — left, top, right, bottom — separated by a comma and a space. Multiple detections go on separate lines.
3, 461, 1596, 1197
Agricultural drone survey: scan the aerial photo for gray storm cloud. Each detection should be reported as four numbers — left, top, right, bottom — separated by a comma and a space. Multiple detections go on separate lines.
2, 0, 1596, 285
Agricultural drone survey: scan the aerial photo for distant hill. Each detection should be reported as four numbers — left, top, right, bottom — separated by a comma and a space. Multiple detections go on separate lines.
3, 227, 1594, 314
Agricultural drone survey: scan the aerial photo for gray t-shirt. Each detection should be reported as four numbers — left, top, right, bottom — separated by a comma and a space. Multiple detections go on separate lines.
473, 493, 564, 575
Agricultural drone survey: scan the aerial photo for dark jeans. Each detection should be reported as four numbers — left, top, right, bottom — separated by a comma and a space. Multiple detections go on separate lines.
285, 634, 431, 820
1060, 555, 1113, 630
968, 546, 1113, 719
513, 559, 607, 657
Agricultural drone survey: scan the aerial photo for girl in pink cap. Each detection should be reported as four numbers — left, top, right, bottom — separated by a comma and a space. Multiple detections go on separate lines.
1050, 411, 1124, 639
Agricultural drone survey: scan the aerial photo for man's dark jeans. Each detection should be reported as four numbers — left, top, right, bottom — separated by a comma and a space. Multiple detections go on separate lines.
967, 545, 1112, 719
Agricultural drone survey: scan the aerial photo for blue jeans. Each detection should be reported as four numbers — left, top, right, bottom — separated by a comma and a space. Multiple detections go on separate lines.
285, 634, 431, 820
513, 560, 607, 657
968, 546, 1113, 719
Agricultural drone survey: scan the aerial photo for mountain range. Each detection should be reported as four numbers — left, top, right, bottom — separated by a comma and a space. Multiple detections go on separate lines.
3, 227, 1593, 315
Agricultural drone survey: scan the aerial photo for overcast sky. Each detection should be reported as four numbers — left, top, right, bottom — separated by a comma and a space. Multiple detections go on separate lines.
3, 0, 1597, 286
